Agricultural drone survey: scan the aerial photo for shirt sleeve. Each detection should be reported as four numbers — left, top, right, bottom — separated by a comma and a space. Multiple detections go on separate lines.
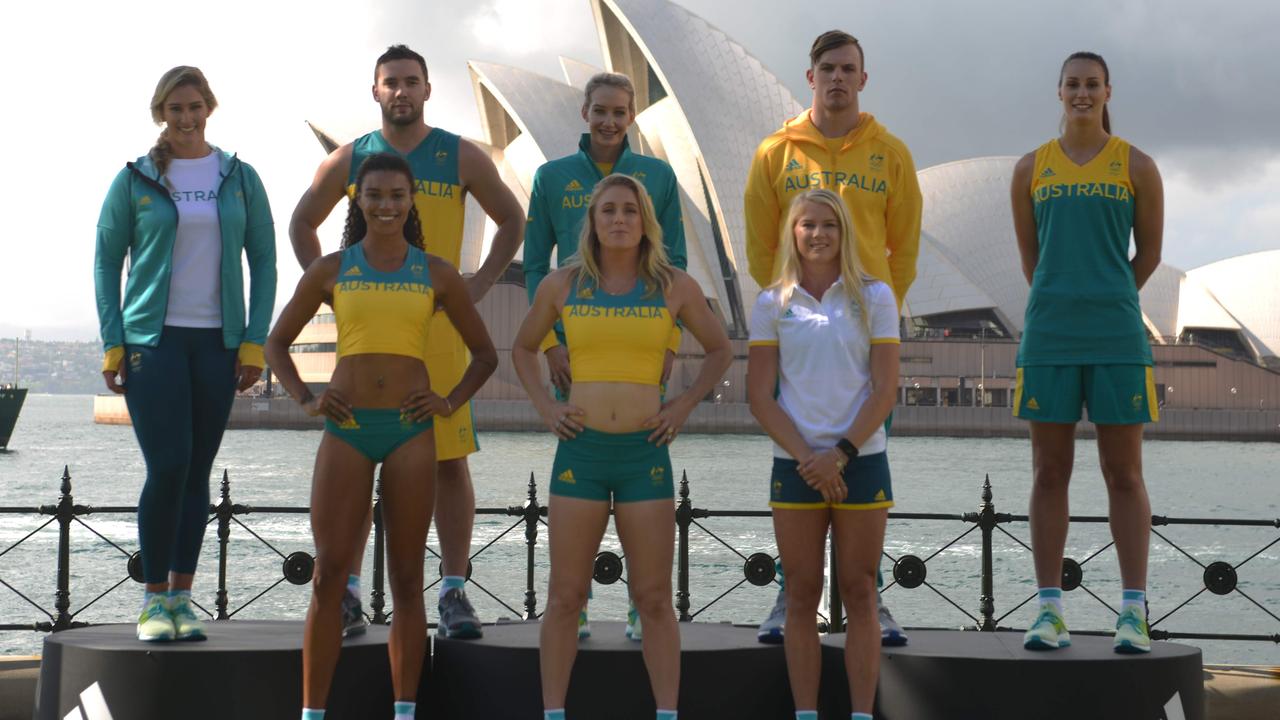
94, 168, 133, 353
867, 282, 901, 344
885, 145, 922, 310
748, 289, 780, 347
744, 145, 782, 289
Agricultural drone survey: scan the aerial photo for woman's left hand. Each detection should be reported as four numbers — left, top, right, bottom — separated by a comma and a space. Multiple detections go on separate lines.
643, 396, 693, 446
799, 449, 848, 504
401, 390, 452, 422
235, 360, 262, 392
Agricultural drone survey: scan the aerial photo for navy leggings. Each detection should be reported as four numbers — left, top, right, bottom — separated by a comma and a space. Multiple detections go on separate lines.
124, 327, 237, 583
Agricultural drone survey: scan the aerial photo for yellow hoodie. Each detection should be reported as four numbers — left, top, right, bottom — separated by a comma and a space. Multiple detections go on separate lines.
744, 110, 922, 309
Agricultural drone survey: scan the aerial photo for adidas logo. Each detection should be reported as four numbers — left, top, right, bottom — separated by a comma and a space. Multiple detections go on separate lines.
782, 308, 796, 318
874, 489, 886, 502
565, 179, 583, 192
1026, 397, 1040, 411
558, 469, 575, 484
785, 158, 803, 171
1039, 167, 1056, 179
344, 266, 362, 276
139, 195, 152, 206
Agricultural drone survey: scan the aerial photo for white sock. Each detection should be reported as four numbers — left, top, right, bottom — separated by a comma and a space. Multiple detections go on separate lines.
393, 700, 415, 719
1037, 587, 1064, 614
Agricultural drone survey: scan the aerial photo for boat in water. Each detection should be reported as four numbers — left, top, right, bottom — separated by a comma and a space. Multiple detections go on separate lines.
0, 383, 26, 450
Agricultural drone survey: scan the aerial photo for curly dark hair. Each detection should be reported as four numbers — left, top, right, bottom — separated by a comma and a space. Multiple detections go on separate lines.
341, 152, 425, 250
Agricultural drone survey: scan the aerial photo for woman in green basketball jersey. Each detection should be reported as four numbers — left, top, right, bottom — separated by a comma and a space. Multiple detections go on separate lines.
1010, 51, 1164, 655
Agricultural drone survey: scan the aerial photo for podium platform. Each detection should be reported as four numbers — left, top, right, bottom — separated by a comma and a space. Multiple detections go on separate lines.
35, 621, 424, 720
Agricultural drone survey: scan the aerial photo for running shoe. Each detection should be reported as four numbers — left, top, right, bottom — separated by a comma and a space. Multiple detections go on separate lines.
168, 593, 206, 641
1023, 602, 1071, 650
577, 605, 591, 639
438, 588, 483, 639
1113, 605, 1151, 654
878, 594, 908, 646
624, 601, 642, 641
137, 595, 175, 642
757, 588, 786, 644
340, 589, 367, 638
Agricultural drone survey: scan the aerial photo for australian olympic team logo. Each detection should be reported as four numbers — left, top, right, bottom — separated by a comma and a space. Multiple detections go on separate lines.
576, 284, 595, 300
632, 171, 647, 181
869, 153, 885, 171
1132, 393, 1143, 411
1108, 160, 1123, 176
650, 466, 666, 485
410, 263, 425, 276
129, 352, 143, 372
434, 150, 449, 165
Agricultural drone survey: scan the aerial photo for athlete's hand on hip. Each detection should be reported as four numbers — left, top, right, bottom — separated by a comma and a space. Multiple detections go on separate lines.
402, 389, 452, 421
304, 388, 353, 424
799, 450, 848, 504
102, 359, 126, 394
544, 345, 572, 395
540, 402, 585, 440
644, 396, 693, 446
235, 360, 261, 392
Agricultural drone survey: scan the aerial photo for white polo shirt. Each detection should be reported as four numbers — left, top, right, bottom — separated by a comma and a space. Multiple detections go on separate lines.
749, 278, 900, 459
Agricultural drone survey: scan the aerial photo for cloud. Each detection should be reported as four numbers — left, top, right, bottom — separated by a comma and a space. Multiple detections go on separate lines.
468, 0, 595, 56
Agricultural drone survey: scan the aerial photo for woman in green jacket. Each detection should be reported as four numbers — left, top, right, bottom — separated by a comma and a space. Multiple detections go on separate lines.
94, 65, 277, 643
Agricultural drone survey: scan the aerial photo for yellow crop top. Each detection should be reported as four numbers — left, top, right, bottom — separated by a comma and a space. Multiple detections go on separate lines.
333, 244, 435, 360
561, 274, 674, 385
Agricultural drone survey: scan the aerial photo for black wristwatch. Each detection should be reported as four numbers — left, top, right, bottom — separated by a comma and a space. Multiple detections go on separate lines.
836, 438, 859, 461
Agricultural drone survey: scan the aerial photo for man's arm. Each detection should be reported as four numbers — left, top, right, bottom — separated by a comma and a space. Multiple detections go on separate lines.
885, 146, 923, 310
288, 144, 353, 269
744, 146, 781, 289
459, 138, 524, 302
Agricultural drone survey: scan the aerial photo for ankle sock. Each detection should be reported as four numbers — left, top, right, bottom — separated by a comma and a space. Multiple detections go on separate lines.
168, 588, 191, 603
775, 559, 785, 590
1121, 588, 1146, 613
301, 710, 325, 720
796, 712, 818, 720
544, 710, 565, 720
346, 574, 360, 596
852, 714, 873, 720
440, 575, 465, 599
1037, 587, 1064, 614
656, 711, 677, 720
142, 590, 166, 611
393, 701, 415, 719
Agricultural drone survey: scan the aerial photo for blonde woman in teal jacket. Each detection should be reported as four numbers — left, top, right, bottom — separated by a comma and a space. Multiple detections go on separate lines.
94, 66, 276, 643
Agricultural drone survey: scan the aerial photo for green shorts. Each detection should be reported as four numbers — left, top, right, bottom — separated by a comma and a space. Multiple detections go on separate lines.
325, 408, 433, 463
1013, 365, 1158, 425
550, 428, 674, 503
769, 452, 893, 511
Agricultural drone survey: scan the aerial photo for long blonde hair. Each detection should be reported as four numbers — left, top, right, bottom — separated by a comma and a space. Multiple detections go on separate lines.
148, 66, 218, 177
568, 174, 673, 297
770, 188, 869, 333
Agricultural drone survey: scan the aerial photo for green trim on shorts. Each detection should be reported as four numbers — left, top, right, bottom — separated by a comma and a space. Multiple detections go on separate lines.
550, 428, 673, 503
1013, 365, 1158, 425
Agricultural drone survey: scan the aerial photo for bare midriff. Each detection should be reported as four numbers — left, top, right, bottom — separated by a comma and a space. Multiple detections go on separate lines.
569, 382, 661, 433
329, 354, 430, 408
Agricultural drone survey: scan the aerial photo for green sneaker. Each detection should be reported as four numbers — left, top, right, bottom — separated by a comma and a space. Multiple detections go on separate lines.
168, 594, 206, 641
1023, 602, 1071, 650
577, 605, 591, 639
1113, 605, 1151, 654
624, 602, 642, 642
137, 595, 175, 642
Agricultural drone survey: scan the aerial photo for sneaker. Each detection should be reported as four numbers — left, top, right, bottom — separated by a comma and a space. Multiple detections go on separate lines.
1113, 605, 1151, 654
137, 595, 175, 642
757, 587, 786, 644
167, 594, 206, 641
577, 605, 591, 639
437, 587, 483, 639
877, 594, 908, 646
340, 589, 367, 638
624, 602, 642, 641
1023, 602, 1071, 650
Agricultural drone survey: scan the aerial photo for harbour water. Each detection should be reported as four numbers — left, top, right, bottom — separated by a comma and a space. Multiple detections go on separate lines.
1, 395, 1276, 664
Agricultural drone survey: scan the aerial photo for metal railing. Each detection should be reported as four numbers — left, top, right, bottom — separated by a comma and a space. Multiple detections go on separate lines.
0, 466, 1276, 646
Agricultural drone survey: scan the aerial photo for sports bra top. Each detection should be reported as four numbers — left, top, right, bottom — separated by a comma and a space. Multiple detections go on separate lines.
333, 244, 434, 360
561, 273, 674, 385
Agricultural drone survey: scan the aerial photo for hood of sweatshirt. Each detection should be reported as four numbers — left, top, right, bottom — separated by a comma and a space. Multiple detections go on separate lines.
781, 110, 885, 154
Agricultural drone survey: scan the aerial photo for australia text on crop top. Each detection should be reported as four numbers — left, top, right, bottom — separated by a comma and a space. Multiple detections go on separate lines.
333, 244, 434, 360
561, 274, 673, 385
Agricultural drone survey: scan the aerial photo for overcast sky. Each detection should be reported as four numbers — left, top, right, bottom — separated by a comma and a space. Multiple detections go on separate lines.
2, 0, 1276, 340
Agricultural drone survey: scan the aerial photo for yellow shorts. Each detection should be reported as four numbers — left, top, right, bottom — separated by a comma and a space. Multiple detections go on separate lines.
425, 313, 479, 460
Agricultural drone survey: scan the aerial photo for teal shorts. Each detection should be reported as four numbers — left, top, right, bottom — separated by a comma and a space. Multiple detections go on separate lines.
325, 408, 433, 463
550, 428, 674, 503
1014, 365, 1158, 425
770, 451, 893, 510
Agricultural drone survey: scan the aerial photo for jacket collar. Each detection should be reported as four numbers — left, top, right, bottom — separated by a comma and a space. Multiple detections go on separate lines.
577, 132, 633, 168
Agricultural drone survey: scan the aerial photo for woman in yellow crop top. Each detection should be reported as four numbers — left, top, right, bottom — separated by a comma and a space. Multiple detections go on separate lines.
513, 174, 731, 716
265, 153, 496, 717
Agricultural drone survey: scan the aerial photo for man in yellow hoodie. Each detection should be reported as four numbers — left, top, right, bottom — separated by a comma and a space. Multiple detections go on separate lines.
745, 30, 922, 648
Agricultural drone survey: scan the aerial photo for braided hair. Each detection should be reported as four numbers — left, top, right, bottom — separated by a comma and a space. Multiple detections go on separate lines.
340, 152, 425, 250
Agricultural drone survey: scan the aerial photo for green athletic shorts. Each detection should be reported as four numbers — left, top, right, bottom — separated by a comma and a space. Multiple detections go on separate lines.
550, 428, 674, 503
325, 408, 433, 463
1013, 365, 1158, 425
769, 451, 893, 511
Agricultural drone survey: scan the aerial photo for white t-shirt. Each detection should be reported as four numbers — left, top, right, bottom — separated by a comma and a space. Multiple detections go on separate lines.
749, 277, 900, 458
163, 153, 223, 328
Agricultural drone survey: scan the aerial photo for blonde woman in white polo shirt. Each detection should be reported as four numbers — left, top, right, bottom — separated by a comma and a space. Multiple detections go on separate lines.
747, 188, 900, 719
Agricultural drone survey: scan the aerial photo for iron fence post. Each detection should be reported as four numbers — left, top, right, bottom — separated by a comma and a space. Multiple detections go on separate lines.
828, 531, 843, 633
371, 473, 387, 624
522, 473, 540, 619
676, 472, 692, 622
53, 466, 73, 631
978, 474, 996, 631
215, 470, 232, 620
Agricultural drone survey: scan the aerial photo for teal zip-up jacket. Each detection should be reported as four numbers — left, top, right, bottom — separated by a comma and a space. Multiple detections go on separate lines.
94, 147, 277, 370
523, 134, 685, 351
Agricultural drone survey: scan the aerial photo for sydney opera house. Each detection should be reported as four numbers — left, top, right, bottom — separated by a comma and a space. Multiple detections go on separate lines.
290, 0, 1280, 425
